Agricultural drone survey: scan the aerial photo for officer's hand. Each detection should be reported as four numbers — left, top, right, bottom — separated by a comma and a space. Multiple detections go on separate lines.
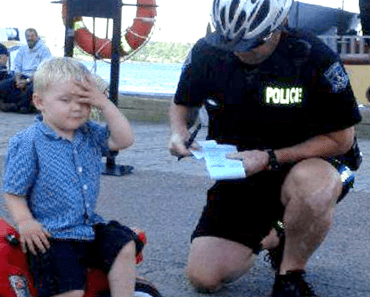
169, 133, 191, 158
18, 219, 51, 255
227, 150, 269, 176
169, 133, 198, 159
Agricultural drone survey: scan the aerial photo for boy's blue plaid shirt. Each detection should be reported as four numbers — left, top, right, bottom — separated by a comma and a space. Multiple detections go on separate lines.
2, 115, 110, 240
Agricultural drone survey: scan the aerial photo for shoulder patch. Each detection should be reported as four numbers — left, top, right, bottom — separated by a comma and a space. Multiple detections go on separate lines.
324, 62, 349, 93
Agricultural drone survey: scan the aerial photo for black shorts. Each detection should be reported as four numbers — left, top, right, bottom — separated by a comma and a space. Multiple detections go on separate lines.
28, 221, 136, 297
191, 160, 355, 252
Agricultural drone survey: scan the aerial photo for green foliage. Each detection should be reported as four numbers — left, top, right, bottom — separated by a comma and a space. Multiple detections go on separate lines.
128, 42, 193, 63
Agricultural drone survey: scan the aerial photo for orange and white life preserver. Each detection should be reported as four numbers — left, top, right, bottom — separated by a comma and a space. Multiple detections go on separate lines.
62, 0, 156, 59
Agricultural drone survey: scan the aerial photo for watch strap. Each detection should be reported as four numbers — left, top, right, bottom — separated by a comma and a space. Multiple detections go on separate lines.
267, 149, 281, 171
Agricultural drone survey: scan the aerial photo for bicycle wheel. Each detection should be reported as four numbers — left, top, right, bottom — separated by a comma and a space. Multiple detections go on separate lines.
134, 278, 161, 297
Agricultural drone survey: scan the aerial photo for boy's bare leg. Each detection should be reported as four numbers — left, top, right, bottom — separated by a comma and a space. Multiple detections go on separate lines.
108, 241, 137, 297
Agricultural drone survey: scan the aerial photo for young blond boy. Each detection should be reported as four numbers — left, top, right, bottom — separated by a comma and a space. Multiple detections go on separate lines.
3, 57, 137, 297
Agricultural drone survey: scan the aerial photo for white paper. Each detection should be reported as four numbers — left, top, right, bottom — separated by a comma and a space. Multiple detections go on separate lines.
189, 140, 216, 159
191, 141, 246, 180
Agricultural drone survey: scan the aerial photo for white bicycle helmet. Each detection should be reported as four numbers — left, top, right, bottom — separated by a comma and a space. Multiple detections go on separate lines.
207, 0, 293, 52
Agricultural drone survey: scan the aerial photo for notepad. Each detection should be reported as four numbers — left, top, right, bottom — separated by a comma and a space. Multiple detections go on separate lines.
191, 141, 246, 180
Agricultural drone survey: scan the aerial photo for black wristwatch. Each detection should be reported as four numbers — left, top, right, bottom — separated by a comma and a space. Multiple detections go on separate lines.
266, 149, 281, 171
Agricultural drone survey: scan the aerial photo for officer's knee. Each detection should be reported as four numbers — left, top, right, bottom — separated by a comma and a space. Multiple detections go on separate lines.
282, 158, 342, 212
186, 267, 223, 293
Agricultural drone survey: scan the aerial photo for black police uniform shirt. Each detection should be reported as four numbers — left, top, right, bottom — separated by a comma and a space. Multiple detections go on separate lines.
174, 28, 362, 152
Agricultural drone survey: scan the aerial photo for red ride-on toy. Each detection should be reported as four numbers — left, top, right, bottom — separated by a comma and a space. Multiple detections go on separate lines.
0, 218, 161, 297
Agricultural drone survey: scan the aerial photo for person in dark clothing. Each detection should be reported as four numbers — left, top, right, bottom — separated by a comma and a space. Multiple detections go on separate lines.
0, 43, 10, 81
360, 0, 370, 38
169, 0, 362, 296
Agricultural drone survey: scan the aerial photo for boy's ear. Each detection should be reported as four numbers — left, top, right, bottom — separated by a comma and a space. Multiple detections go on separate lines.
32, 93, 43, 111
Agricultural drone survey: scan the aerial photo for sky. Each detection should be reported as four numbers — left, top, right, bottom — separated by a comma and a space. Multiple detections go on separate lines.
0, 0, 362, 56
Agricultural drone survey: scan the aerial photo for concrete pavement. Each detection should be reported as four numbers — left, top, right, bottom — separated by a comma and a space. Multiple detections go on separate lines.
0, 111, 370, 297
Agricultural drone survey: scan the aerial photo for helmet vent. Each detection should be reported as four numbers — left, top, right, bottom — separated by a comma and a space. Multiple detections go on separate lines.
234, 10, 246, 33
220, 6, 227, 30
213, 0, 220, 20
250, 0, 270, 31
248, 3, 259, 22
229, 0, 240, 22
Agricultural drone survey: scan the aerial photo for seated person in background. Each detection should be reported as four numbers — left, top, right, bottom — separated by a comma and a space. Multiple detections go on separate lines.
0, 43, 10, 81
0, 28, 51, 113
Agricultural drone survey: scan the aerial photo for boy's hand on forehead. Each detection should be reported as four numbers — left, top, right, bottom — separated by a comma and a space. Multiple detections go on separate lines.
72, 75, 109, 110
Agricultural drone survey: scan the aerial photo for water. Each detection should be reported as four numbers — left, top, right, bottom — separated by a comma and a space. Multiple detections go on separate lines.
82, 61, 183, 96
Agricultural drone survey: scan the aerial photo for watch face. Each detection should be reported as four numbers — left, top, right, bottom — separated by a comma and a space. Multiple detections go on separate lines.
272, 162, 281, 170
268, 150, 281, 171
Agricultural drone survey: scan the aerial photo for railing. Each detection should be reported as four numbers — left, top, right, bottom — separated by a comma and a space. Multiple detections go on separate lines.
318, 35, 370, 64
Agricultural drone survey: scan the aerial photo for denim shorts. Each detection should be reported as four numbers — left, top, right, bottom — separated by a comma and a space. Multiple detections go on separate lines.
191, 159, 355, 252
28, 221, 137, 297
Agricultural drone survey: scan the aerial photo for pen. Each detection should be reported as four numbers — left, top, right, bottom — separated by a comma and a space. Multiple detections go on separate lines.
178, 123, 202, 161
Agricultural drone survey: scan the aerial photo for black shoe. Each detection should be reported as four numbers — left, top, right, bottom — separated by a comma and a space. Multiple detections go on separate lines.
272, 270, 317, 297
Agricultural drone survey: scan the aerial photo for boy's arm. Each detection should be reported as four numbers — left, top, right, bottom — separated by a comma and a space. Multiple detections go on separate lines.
73, 77, 135, 151
5, 193, 34, 225
100, 99, 135, 151
4, 193, 50, 254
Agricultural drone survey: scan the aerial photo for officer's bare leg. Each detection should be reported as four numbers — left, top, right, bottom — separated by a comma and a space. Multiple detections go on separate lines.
261, 228, 280, 250
108, 241, 137, 297
279, 158, 342, 274
186, 236, 255, 292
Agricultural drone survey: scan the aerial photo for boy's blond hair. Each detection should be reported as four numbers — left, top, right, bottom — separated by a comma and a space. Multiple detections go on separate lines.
33, 57, 91, 94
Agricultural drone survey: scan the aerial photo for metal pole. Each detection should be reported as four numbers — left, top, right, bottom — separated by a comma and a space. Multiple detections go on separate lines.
64, 0, 75, 57
102, 0, 134, 175
109, 0, 121, 107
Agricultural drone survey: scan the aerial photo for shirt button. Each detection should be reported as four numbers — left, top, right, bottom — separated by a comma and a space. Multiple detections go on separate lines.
78, 167, 83, 173
83, 185, 88, 191
86, 203, 90, 208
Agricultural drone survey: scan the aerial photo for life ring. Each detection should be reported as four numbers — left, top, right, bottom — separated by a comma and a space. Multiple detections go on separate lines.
62, 0, 156, 59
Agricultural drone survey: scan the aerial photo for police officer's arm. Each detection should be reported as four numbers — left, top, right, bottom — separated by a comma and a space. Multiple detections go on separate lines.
229, 126, 354, 175
274, 126, 354, 165
169, 102, 200, 157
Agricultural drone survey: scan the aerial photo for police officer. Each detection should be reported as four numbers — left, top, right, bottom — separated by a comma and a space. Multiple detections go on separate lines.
169, 0, 362, 296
